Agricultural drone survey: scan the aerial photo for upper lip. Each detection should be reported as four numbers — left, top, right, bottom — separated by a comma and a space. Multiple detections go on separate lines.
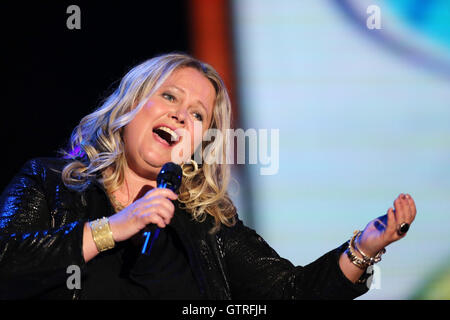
153, 123, 179, 132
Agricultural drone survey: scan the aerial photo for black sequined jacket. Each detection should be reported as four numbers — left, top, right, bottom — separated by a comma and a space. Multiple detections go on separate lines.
0, 158, 369, 299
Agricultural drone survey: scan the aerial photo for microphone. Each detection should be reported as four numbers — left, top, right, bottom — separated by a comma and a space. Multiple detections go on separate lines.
141, 162, 182, 255
156, 162, 183, 192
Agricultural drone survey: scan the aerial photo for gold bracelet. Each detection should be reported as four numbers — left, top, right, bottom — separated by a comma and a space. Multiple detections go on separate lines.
89, 217, 115, 252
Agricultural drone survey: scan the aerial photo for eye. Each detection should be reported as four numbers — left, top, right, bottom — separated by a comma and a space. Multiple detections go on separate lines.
162, 92, 176, 103
193, 112, 203, 122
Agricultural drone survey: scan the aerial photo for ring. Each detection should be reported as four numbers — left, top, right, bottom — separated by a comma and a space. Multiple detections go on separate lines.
397, 222, 410, 236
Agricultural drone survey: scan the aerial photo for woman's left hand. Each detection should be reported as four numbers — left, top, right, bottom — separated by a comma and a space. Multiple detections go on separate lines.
357, 193, 417, 257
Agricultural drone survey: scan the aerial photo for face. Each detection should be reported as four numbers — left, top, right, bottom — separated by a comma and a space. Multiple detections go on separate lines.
122, 67, 216, 179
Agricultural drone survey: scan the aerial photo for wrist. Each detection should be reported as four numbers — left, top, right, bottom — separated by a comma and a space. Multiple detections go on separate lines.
357, 234, 385, 258
356, 239, 378, 258
89, 217, 115, 252
82, 222, 100, 262
107, 214, 120, 242
346, 230, 386, 270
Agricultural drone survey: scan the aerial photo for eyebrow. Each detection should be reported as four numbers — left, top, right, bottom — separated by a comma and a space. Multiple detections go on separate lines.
165, 85, 209, 114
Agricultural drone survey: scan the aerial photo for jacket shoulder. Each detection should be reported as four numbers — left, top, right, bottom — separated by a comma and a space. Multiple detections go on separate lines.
25, 157, 72, 169
21, 157, 72, 173
17, 157, 74, 185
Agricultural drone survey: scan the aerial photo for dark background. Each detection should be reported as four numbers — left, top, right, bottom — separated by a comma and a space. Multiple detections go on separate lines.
1, 1, 190, 191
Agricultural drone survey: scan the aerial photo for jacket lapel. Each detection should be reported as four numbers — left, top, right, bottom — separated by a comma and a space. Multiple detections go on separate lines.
169, 203, 232, 299
169, 203, 212, 298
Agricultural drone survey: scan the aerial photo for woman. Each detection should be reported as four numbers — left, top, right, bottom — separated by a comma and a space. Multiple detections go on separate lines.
0, 53, 416, 299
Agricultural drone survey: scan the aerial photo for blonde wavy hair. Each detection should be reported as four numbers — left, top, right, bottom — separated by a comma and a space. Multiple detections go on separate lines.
60, 52, 236, 232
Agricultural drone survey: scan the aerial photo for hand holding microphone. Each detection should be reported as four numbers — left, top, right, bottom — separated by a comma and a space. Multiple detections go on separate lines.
108, 163, 182, 244
141, 162, 183, 255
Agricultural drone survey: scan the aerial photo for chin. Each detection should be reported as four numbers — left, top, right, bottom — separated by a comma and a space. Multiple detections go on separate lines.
143, 154, 171, 170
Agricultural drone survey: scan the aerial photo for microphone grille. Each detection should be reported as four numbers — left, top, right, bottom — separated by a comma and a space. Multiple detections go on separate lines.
156, 162, 182, 192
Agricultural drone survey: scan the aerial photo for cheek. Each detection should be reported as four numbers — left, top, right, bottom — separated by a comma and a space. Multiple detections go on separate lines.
124, 120, 140, 143
122, 113, 151, 151
122, 126, 139, 156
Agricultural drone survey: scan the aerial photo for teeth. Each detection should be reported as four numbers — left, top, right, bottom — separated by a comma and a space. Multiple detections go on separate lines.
156, 126, 179, 142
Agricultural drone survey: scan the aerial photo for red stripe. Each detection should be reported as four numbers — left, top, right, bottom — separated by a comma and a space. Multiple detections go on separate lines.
188, 0, 239, 128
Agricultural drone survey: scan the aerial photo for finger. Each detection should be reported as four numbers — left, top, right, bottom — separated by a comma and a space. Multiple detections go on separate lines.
141, 195, 177, 214
142, 211, 167, 228
159, 198, 176, 215
405, 194, 417, 222
157, 207, 175, 225
400, 194, 412, 222
402, 194, 414, 224
143, 196, 175, 213
144, 188, 178, 201
146, 200, 176, 222
145, 204, 175, 224
386, 207, 397, 235
394, 194, 408, 224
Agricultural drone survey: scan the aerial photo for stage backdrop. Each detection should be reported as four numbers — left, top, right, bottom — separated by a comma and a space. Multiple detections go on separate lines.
231, 0, 450, 299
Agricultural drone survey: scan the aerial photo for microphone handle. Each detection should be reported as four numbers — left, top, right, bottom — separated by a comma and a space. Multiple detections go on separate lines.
141, 224, 159, 255
141, 182, 169, 255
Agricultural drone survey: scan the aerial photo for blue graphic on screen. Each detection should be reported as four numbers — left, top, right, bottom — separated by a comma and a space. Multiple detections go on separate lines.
388, 0, 450, 48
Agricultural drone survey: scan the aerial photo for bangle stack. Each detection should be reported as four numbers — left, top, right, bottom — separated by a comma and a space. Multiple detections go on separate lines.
89, 217, 115, 252
345, 230, 386, 270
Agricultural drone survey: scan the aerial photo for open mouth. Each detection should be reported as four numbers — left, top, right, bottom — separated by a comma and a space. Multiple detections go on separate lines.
152, 126, 180, 147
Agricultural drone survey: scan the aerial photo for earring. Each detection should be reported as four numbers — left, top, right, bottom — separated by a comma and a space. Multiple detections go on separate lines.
181, 159, 199, 177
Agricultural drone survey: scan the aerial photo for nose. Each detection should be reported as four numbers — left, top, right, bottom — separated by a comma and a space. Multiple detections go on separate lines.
170, 108, 186, 125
